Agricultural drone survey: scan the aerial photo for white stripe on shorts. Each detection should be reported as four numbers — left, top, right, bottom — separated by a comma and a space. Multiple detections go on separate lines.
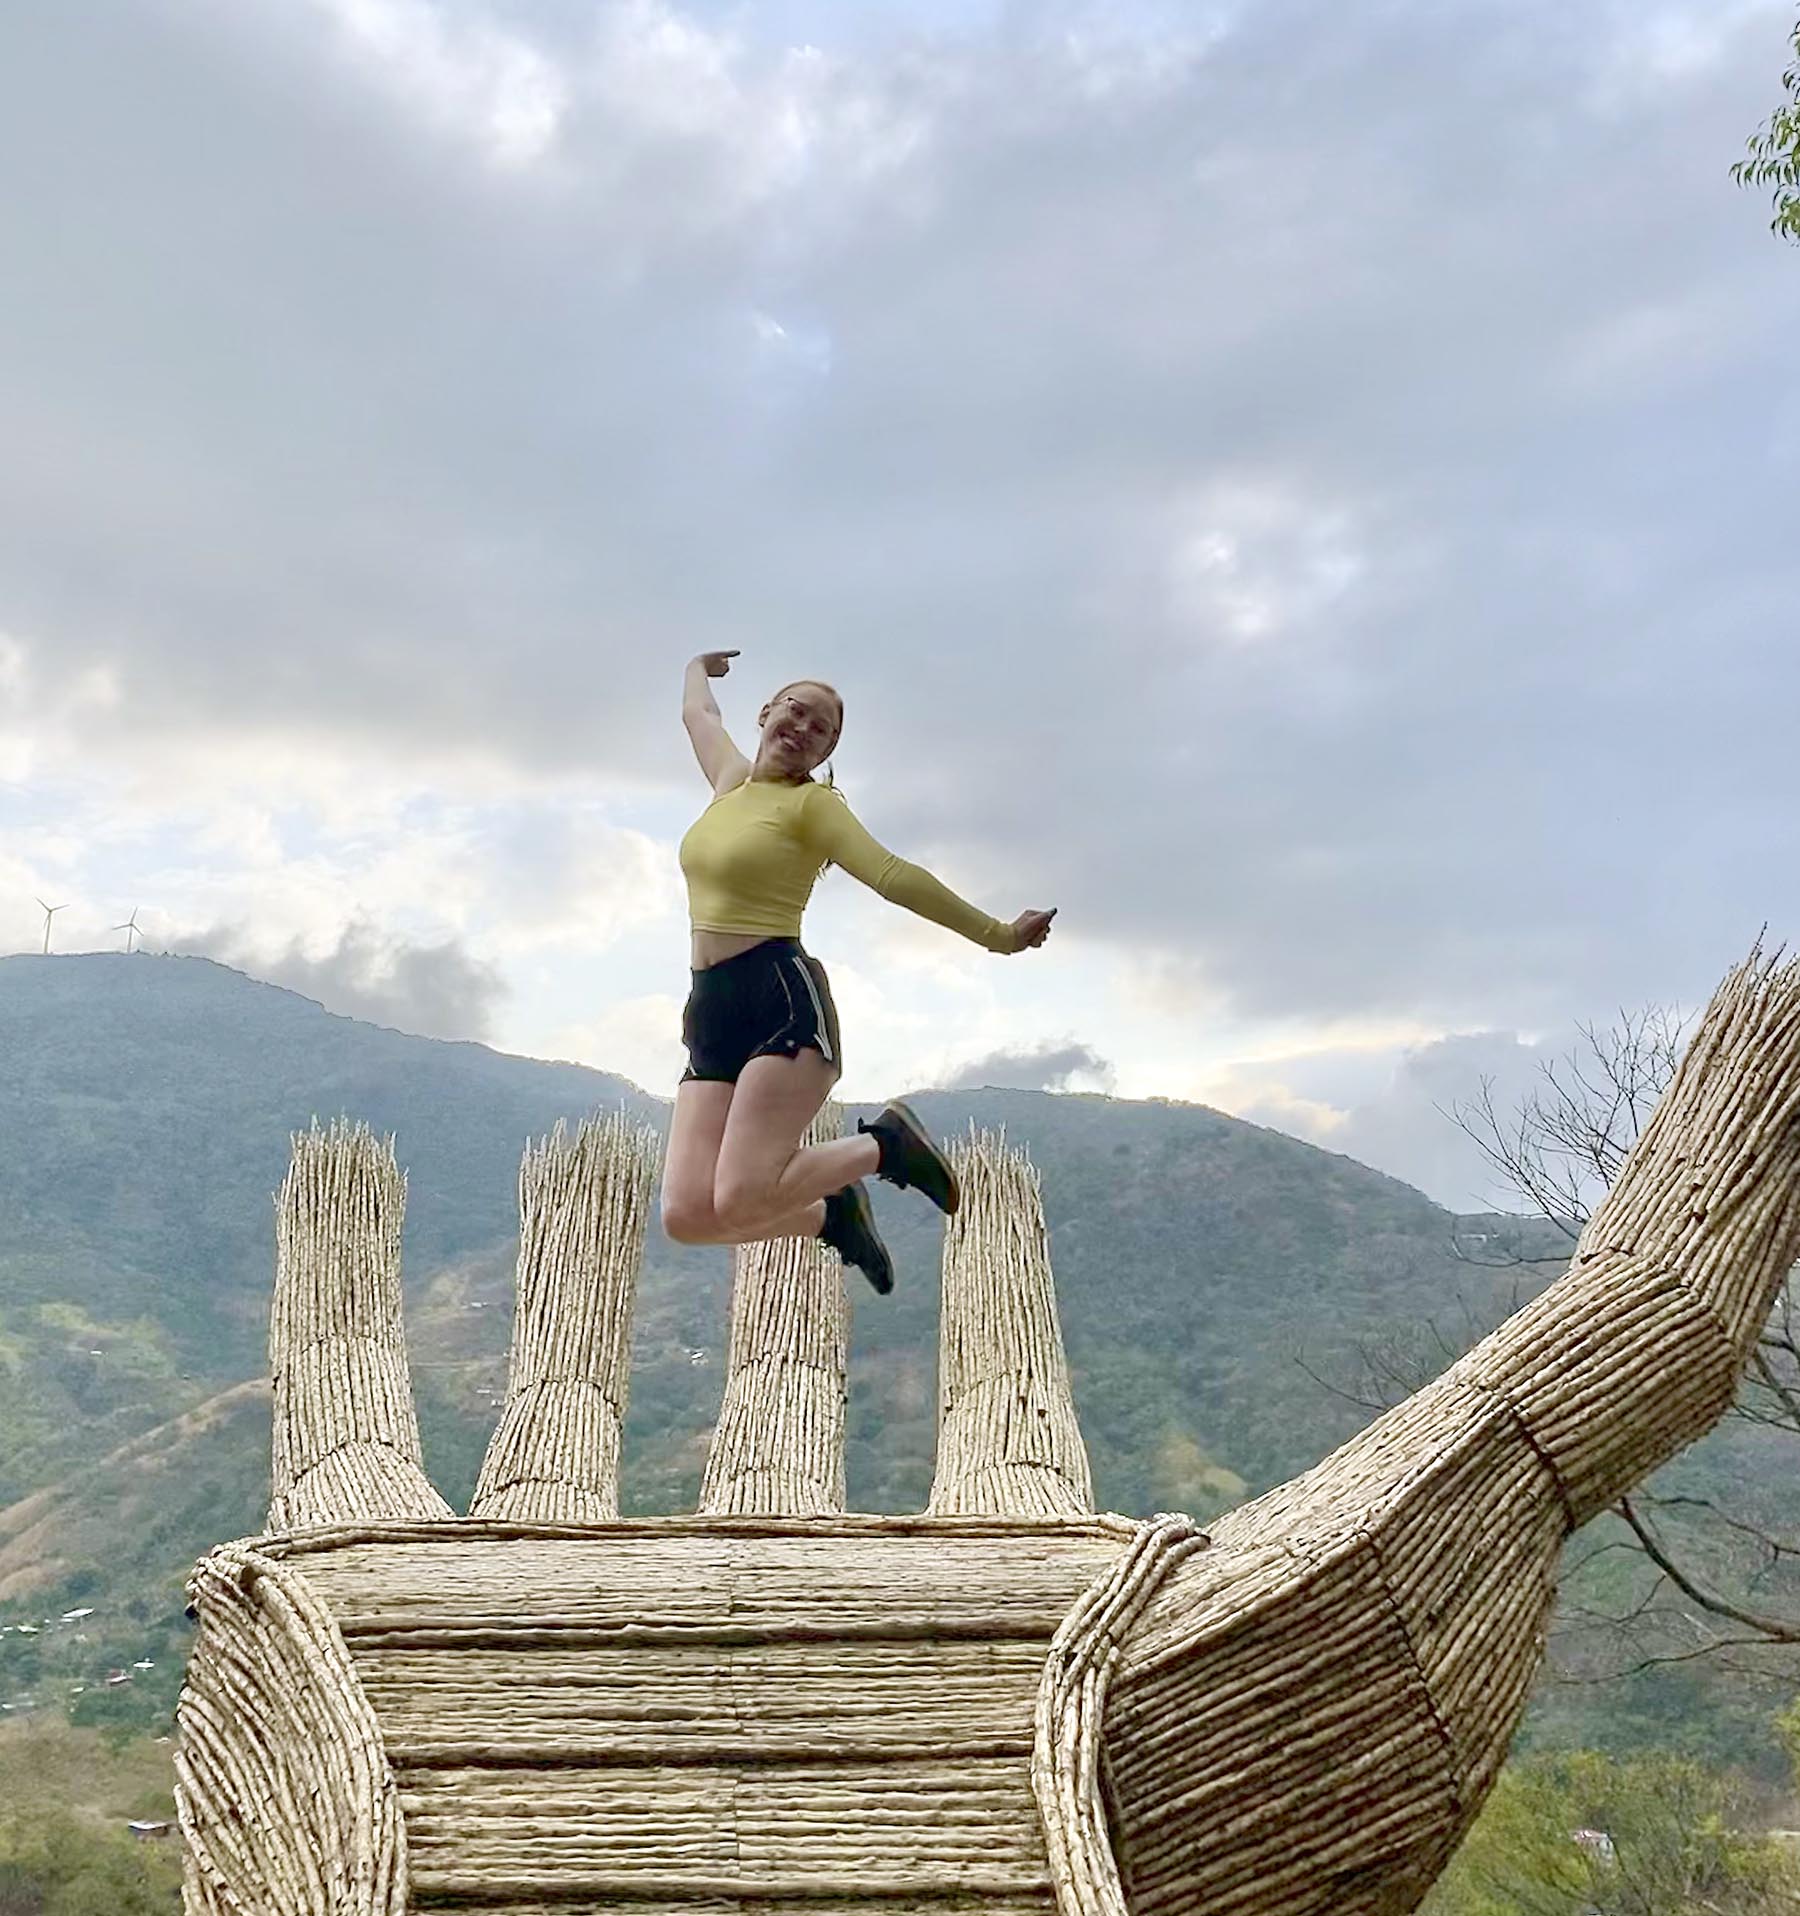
791, 955, 834, 1064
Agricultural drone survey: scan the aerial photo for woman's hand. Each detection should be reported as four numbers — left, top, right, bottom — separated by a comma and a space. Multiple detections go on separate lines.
1007, 908, 1057, 952
693, 650, 739, 678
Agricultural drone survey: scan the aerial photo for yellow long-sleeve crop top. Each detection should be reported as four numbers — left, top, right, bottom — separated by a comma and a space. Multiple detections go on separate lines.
678, 776, 1016, 954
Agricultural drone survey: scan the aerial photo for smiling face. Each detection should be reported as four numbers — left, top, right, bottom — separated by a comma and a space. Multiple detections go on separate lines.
755, 680, 843, 780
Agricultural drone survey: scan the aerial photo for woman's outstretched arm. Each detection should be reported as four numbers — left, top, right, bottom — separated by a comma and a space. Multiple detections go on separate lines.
682, 652, 751, 792
800, 785, 1053, 953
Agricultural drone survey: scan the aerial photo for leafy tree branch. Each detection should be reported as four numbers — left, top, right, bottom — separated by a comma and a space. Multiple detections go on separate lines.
1734, 11, 1800, 243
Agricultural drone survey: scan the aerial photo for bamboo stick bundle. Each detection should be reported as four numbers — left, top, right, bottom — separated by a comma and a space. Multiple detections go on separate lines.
470, 1111, 662, 1523
699, 1103, 849, 1516
1069, 943, 1800, 1916
176, 1543, 407, 1915
268, 1120, 450, 1531
930, 1126, 1093, 1518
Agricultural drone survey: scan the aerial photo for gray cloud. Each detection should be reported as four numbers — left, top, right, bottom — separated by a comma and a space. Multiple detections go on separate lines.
2, 0, 1796, 1040
944, 1040, 1116, 1093
185, 919, 506, 1042
1233, 1030, 1558, 1211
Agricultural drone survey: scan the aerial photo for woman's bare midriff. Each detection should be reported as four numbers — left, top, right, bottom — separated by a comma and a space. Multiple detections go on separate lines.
690, 928, 782, 970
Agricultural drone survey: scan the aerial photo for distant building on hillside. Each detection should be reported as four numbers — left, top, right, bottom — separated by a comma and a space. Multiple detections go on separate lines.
1572, 1828, 1617, 1865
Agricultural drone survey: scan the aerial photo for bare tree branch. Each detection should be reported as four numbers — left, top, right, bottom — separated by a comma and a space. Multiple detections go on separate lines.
1436, 1005, 1800, 1680
1309, 1002, 1800, 1688
1614, 1496, 1800, 1645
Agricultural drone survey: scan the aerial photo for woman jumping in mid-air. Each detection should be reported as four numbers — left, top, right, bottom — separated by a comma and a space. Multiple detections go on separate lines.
661, 650, 1056, 1294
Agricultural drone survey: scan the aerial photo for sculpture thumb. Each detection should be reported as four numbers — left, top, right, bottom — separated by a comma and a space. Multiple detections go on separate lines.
1091, 940, 1800, 1916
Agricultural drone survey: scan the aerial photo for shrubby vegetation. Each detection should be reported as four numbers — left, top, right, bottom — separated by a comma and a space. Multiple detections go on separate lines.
0, 1723, 180, 1912
1425, 1751, 1800, 1916
0, 1809, 181, 1915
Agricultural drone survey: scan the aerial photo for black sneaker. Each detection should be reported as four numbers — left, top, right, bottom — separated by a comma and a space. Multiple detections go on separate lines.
857, 1100, 960, 1215
820, 1182, 894, 1295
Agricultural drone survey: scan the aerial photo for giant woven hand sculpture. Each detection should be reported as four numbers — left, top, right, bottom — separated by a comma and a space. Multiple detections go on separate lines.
175, 945, 1800, 1916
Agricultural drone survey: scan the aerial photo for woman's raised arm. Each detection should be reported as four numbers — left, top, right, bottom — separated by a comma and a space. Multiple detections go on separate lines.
682, 652, 751, 793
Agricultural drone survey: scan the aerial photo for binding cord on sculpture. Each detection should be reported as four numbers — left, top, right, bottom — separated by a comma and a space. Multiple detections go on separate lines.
1033, 1513, 1210, 1916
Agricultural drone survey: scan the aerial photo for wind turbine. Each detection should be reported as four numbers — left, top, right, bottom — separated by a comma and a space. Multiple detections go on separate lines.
34, 899, 66, 956
114, 908, 142, 954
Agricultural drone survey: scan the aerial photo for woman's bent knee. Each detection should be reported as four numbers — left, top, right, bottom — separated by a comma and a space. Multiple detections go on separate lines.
712, 1177, 776, 1239
661, 1198, 719, 1245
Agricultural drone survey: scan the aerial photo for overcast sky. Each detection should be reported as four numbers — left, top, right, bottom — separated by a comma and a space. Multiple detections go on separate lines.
2, 0, 1795, 1209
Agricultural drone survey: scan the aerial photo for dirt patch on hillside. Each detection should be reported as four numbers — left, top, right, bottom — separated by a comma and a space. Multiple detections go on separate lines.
0, 1379, 270, 1602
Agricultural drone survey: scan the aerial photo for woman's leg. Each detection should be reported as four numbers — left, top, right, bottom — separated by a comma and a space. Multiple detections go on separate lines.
709, 1198, 829, 1244
660, 1079, 736, 1243
662, 1077, 832, 1245
712, 1049, 879, 1239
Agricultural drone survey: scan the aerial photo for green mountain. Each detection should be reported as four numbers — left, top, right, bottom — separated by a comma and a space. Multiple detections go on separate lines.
0, 951, 1771, 1767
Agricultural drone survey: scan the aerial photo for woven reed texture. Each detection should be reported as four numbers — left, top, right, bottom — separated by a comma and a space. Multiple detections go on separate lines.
1098, 944, 1800, 1916
176, 1543, 406, 1915
699, 1103, 849, 1516
470, 1111, 662, 1522
931, 1126, 1095, 1517
238, 1519, 1128, 1910
463, 1901, 1056, 1915
1033, 1516, 1208, 1916
463, 1903, 1055, 1915
269, 1121, 451, 1530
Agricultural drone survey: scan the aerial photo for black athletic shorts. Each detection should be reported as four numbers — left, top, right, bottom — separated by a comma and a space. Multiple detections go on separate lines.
680, 938, 843, 1085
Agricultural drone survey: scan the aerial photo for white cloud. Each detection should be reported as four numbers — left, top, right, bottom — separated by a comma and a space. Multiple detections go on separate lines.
944, 1038, 1115, 1091
0, 635, 126, 783
187, 915, 507, 1039
478, 813, 683, 956
1211, 1029, 1558, 1210
1591, 0, 1780, 99
545, 992, 687, 1092
1556, 287, 1748, 399
300, 0, 568, 164
749, 308, 834, 380
1047, 0, 1235, 102
589, 0, 752, 144
1165, 482, 1366, 647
